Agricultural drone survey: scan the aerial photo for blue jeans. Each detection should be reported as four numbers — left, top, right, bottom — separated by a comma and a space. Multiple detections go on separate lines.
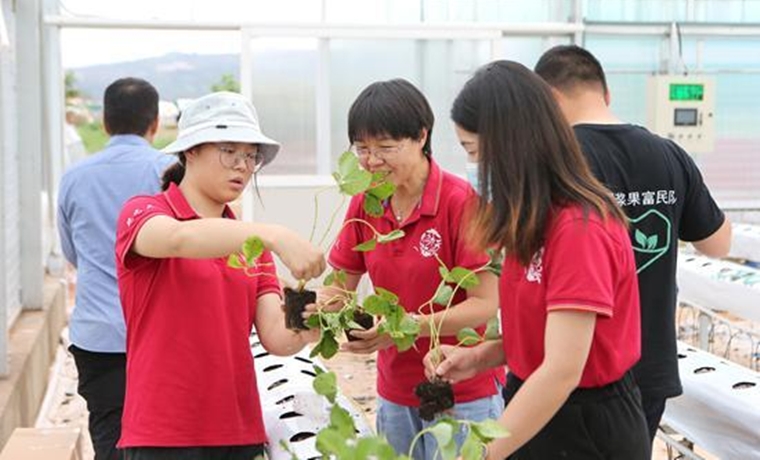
377, 388, 503, 460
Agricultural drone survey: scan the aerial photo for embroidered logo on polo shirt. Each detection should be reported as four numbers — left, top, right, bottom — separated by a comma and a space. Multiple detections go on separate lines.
526, 248, 544, 284
418, 228, 442, 258
126, 217, 134, 227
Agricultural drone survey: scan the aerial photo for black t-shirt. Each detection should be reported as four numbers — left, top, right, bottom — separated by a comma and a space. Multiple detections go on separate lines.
575, 123, 725, 398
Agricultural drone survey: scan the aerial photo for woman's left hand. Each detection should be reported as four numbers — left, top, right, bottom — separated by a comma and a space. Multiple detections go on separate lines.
340, 324, 393, 354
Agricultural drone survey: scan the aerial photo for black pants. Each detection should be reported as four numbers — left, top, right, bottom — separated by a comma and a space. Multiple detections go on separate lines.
70, 345, 127, 460
503, 371, 651, 460
640, 392, 667, 444
124, 445, 265, 460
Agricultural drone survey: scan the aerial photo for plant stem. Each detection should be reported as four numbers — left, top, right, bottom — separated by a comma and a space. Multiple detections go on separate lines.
318, 195, 348, 249
308, 185, 338, 244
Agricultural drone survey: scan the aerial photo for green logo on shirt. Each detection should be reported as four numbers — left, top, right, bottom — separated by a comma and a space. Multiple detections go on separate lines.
629, 209, 671, 274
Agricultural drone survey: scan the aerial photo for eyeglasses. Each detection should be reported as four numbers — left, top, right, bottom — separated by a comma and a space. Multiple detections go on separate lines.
216, 144, 264, 172
350, 141, 406, 162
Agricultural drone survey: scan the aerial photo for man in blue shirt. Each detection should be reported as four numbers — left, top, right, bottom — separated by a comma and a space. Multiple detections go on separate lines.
57, 78, 174, 460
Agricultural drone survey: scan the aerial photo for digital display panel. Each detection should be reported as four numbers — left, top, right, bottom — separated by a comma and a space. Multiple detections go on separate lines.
670, 83, 704, 101
674, 108, 698, 126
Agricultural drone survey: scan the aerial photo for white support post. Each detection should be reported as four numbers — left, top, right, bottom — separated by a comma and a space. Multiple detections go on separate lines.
571, 0, 584, 45
16, 0, 44, 310
42, 0, 65, 277
0, 0, 10, 377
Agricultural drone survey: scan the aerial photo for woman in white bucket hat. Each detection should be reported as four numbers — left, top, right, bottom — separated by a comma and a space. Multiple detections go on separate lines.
113, 92, 325, 460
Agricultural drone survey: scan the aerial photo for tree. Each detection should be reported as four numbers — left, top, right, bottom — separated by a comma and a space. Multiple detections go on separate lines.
210, 73, 241, 93
65, 71, 80, 99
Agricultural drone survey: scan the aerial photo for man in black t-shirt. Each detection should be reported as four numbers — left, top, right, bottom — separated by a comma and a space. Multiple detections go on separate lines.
535, 45, 733, 445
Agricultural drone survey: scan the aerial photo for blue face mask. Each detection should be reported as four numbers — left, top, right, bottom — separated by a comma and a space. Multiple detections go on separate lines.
466, 161, 490, 200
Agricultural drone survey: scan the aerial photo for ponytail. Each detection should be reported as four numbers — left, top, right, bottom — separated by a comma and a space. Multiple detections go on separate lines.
161, 153, 186, 191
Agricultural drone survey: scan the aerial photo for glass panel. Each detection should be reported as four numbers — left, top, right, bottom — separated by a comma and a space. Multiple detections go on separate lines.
328, 39, 493, 176
249, 39, 318, 175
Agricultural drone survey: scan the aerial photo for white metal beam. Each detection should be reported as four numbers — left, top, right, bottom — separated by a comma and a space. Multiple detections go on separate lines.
17, 0, 44, 310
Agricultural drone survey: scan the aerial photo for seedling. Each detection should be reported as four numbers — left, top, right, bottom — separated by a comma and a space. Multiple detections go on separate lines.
278, 367, 509, 460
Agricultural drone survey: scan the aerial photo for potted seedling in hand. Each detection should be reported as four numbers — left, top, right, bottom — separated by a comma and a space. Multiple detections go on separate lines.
413, 249, 504, 421
228, 150, 404, 343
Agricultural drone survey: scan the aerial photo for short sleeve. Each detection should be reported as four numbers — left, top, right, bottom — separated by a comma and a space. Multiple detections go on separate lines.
115, 195, 172, 270
254, 250, 282, 299
677, 150, 725, 242
328, 195, 368, 274
544, 218, 620, 317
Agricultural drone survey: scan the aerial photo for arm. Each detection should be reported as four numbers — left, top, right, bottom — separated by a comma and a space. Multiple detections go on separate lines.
416, 271, 498, 337
691, 217, 732, 258
255, 293, 320, 356
425, 339, 506, 383
132, 215, 325, 280
486, 309, 596, 459
57, 202, 77, 267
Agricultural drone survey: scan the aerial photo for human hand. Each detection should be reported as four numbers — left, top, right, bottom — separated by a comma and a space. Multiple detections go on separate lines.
271, 228, 326, 281
340, 323, 393, 354
423, 344, 479, 384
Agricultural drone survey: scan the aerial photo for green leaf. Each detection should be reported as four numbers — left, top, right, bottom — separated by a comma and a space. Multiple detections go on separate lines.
338, 150, 359, 178
634, 228, 647, 249
315, 428, 347, 456
242, 236, 264, 264
647, 234, 659, 250
324, 271, 335, 286
227, 254, 243, 269
353, 238, 378, 252
335, 270, 347, 286
428, 421, 454, 448
312, 333, 339, 360
375, 287, 399, 304
399, 315, 421, 335
439, 265, 451, 281
305, 314, 321, 329
313, 371, 338, 403
355, 436, 398, 459
486, 248, 504, 277
377, 229, 405, 243
457, 327, 482, 346
363, 193, 384, 217
340, 170, 373, 196
363, 295, 391, 316
470, 419, 510, 442
367, 182, 396, 200
484, 316, 501, 340
450, 267, 480, 290
460, 432, 484, 460
433, 284, 454, 306
330, 405, 357, 439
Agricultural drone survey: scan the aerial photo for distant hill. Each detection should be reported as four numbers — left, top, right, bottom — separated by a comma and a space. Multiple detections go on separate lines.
68, 53, 239, 102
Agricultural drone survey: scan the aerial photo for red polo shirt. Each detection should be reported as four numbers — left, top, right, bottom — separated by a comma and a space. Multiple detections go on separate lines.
329, 159, 504, 406
115, 183, 280, 447
500, 205, 641, 387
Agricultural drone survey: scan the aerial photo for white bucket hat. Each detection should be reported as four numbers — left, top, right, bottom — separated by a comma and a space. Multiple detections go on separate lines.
162, 91, 280, 167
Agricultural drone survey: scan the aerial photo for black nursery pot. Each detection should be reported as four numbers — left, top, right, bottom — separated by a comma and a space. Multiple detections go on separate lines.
415, 378, 455, 421
345, 310, 374, 342
283, 287, 316, 331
